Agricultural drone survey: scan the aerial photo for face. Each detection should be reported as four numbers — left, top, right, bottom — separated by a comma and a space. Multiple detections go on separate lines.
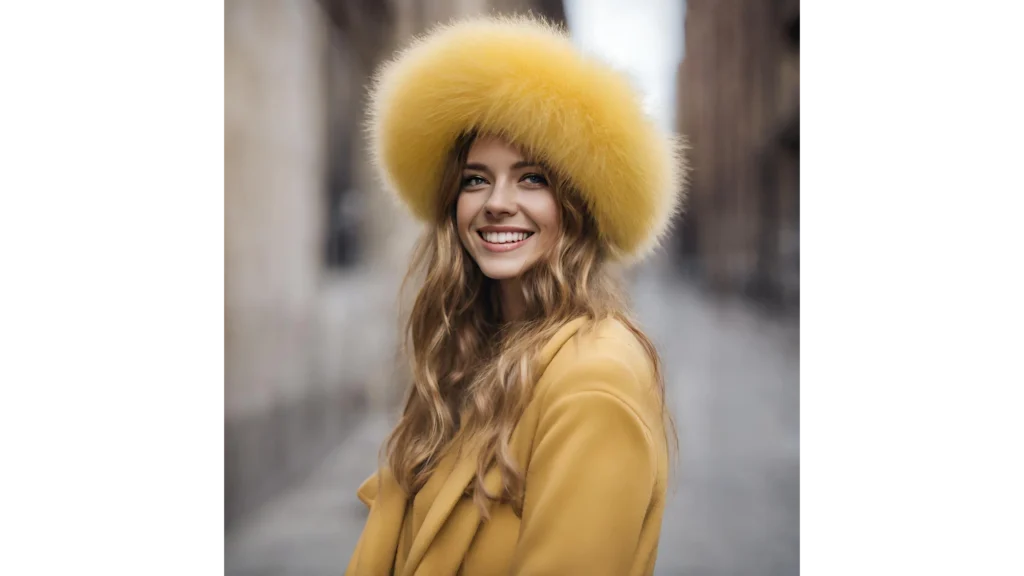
456, 135, 561, 280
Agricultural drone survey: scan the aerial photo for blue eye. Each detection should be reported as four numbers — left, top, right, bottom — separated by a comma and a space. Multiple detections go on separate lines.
462, 175, 486, 188
522, 173, 548, 186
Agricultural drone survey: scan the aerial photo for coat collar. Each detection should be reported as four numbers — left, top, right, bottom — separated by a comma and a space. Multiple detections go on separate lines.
351, 317, 587, 576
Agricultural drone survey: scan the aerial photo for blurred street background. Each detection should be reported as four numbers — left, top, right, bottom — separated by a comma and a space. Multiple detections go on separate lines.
225, 0, 799, 574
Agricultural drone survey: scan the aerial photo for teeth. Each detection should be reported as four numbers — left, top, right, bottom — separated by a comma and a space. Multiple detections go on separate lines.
482, 231, 531, 244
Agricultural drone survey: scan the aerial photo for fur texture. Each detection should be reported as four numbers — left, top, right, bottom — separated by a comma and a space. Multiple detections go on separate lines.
366, 14, 688, 260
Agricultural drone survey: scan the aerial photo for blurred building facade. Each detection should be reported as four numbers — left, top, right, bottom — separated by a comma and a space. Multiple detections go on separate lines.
676, 0, 800, 308
225, 0, 566, 531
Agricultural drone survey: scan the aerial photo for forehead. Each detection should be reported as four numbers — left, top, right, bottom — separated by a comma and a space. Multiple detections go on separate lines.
465, 134, 538, 166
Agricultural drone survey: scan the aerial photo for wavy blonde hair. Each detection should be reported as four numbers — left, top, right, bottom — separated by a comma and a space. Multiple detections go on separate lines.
384, 132, 675, 517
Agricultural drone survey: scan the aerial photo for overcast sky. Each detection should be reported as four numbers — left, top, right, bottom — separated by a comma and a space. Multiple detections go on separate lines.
563, 0, 685, 133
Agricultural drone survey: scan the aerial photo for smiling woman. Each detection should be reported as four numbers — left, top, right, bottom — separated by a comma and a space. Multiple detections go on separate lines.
346, 14, 687, 576
455, 135, 562, 320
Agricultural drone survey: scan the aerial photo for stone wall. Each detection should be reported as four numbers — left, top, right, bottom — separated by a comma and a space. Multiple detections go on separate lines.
225, 0, 338, 528
676, 0, 799, 307
225, 0, 566, 530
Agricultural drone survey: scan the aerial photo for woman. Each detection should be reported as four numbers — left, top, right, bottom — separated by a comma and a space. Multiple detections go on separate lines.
347, 14, 686, 576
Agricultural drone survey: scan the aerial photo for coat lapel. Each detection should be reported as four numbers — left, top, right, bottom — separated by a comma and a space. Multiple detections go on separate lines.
348, 468, 407, 575
400, 440, 484, 576
400, 317, 587, 575
409, 457, 505, 575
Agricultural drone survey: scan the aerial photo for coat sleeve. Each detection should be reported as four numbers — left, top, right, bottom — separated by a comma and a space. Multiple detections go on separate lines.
509, 360, 659, 575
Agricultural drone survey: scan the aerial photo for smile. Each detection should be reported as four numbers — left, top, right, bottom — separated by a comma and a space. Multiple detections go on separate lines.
477, 230, 534, 253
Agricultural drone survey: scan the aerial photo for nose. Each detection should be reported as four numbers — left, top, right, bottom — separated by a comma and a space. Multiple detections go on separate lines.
483, 179, 518, 218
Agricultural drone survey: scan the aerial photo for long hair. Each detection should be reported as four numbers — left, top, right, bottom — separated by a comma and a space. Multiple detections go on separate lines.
384, 132, 676, 517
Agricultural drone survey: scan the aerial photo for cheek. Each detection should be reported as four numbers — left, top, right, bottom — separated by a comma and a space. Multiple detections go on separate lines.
455, 193, 477, 244
533, 191, 561, 231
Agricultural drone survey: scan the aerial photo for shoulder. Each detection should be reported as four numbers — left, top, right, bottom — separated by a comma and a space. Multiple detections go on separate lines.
534, 316, 663, 439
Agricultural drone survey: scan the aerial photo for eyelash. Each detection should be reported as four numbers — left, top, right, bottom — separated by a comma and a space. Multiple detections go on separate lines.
461, 174, 548, 188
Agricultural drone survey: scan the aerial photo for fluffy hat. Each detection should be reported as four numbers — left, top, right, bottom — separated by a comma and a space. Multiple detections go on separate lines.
366, 14, 687, 260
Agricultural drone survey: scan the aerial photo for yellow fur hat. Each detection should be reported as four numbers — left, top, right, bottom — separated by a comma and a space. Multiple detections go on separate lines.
366, 14, 687, 260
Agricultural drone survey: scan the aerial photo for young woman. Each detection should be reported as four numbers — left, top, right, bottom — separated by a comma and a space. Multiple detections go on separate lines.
347, 15, 686, 576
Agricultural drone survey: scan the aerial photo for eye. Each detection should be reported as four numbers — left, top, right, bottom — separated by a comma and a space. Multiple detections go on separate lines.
461, 175, 487, 188
521, 173, 549, 186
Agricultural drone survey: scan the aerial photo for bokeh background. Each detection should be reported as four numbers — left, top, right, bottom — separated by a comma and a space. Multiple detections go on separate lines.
225, 0, 799, 574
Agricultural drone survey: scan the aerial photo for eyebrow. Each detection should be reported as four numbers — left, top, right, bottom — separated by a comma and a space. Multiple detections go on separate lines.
464, 160, 543, 172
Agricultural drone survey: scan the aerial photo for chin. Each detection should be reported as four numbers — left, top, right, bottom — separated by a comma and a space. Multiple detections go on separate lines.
476, 258, 532, 280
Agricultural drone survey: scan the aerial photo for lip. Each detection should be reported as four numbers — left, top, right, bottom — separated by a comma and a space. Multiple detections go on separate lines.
476, 228, 534, 253
477, 225, 533, 233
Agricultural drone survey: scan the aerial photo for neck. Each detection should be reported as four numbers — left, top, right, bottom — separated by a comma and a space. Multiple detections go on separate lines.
498, 278, 526, 323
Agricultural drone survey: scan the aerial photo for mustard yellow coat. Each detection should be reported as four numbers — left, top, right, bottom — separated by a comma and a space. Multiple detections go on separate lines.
346, 317, 670, 575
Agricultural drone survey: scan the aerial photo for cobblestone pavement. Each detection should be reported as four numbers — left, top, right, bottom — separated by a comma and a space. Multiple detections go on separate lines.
226, 258, 799, 575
